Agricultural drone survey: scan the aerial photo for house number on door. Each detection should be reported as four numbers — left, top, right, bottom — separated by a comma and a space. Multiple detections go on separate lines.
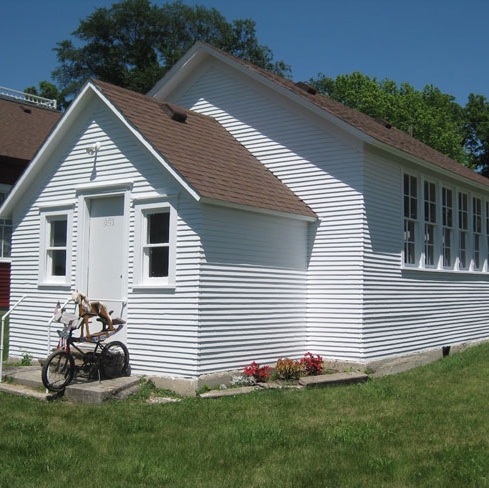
104, 217, 115, 227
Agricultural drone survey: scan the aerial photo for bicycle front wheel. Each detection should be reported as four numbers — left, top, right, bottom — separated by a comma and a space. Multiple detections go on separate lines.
42, 350, 75, 392
101, 341, 129, 379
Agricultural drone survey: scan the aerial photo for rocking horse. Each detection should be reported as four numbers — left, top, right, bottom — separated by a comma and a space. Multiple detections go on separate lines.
71, 291, 115, 338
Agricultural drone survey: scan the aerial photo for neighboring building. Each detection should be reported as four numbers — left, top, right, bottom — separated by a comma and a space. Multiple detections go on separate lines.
2, 43, 489, 387
0, 87, 60, 308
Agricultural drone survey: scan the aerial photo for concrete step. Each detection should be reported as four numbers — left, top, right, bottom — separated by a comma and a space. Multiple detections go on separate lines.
1, 365, 140, 404
299, 371, 369, 387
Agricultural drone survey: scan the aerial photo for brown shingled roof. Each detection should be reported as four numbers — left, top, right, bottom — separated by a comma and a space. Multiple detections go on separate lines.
209, 44, 489, 189
0, 96, 61, 161
92, 79, 316, 219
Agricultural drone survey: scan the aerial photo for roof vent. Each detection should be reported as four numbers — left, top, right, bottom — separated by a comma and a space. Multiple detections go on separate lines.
20, 105, 32, 114
161, 102, 187, 123
375, 117, 392, 129
295, 82, 317, 95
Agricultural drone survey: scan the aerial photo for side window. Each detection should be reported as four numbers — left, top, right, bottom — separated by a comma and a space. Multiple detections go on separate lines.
423, 181, 437, 267
403, 174, 418, 265
0, 186, 12, 260
442, 187, 453, 268
47, 217, 68, 277
144, 211, 170, 278
458, 192, 469, 270
134, 202, 176, 287
473, 197, 482, 270
39, 208, 72, 286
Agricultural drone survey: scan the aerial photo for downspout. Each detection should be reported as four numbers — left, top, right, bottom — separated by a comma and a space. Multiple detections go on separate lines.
0, 295, 26, 383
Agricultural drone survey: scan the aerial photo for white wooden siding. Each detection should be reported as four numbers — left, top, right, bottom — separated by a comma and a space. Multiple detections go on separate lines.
8, 99, 201, 377
198, 205, 308, 373
363, 148, 489, 360
172, 65, 367, 361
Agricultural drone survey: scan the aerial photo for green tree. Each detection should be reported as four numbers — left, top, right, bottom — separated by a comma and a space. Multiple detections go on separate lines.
310, 72, 468, 166
52, 0, 290, 101
464, 93, 489, 176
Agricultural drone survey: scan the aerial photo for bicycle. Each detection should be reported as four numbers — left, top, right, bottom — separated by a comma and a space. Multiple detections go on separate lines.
42, 310, 129, 392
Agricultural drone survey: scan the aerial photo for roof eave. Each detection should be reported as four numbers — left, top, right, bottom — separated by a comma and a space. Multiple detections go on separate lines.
200, 196, 317, 222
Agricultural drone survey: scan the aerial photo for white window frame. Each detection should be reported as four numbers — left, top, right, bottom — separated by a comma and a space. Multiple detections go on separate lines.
403, 173, 418, 266
423, 180, 437, 268
473, 196, 482, 271
401, 172, 489, 274
457, 191, 469, 271
39, 206, 73, 287
442, 186, 453, 269
133, 201, 176, 289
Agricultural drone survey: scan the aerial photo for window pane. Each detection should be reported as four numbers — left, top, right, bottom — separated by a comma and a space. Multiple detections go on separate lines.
425, 224, 435, 266
443, 228, 451, 267
442, 188, 453, 227
50, 250, 66, 276
424, 182, 436, 224
149, 247, 169, 277
404, 220, 416, 265
458, 193, 468, 230
3, 225, 11, 258
148, 212, 169, 244
459, 232, 468, 269
404, 175, 417, 219
51, 219, 67, 247
474, 234, 481, 269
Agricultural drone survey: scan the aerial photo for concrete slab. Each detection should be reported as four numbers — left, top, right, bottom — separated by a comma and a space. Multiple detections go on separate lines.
64, 375, 140, 404
1, 366, 140, 404
299, 371, 368, 387
0, 381, 48, 401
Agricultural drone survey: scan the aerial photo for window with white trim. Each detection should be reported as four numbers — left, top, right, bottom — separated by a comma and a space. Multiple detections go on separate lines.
442, 187, 453, 268
424, 181, 437, 267
0, 185, 12, 260
39, 208, 72, 286
403, 174, 418, 265
134, 201, 176, 287
458, 192, 469, 270
402, 172, 489, 273
473, 197, 482, 270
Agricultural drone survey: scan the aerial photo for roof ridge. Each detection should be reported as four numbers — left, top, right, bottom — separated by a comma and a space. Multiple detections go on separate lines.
196, 43, 489, 188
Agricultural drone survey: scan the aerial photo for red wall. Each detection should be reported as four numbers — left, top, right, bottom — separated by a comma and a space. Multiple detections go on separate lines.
0, 262, 10, 308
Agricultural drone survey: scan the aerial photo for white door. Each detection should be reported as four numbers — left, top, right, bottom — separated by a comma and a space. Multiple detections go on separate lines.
86, 196, 125, 306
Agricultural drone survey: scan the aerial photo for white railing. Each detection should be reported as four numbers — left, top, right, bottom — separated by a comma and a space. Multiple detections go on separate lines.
0, 86, 57, 110
0, 295, 26, 383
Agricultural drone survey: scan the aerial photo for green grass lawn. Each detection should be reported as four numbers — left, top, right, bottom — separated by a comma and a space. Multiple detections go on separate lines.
2, 343, 489, 487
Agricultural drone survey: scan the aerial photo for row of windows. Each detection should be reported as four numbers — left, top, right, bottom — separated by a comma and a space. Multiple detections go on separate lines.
41, 205, 172, 286
403, 173, 489, 272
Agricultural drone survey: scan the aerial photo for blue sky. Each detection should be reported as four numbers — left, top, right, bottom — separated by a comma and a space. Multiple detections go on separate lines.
1, 0, 488, 105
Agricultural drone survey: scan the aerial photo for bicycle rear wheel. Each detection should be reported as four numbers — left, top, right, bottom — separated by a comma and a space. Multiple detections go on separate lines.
42, 350, 75, 392
101, 341, 129, 379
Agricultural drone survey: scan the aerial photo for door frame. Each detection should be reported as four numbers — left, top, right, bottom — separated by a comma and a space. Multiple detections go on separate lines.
75, 180, 132, 303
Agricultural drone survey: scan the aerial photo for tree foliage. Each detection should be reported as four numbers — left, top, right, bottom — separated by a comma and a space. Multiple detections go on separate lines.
464, 94, 489, 176
52, 0, 290, 101
310, 72, 468, 167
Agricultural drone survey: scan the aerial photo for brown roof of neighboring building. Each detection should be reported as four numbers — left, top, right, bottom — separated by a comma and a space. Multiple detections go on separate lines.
0, 96, 61, 161
209, 43, 489, 188
92, 79, 316, 219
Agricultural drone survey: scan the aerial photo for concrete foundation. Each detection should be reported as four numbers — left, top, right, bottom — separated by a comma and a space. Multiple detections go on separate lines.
147, 340, 486, 396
